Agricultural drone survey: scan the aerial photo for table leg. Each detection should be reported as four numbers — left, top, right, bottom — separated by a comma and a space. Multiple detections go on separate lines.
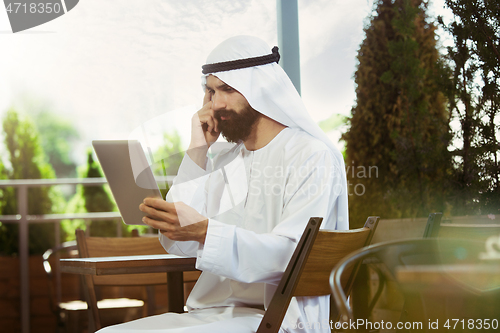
80, 274, 99, 332
146, 286, 156, 316
167, 272, 184, 313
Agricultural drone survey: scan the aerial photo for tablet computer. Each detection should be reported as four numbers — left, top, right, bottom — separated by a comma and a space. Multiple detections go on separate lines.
92, 140, 162, 225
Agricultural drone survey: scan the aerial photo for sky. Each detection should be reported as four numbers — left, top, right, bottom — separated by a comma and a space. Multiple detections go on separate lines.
0, 0, 451, 166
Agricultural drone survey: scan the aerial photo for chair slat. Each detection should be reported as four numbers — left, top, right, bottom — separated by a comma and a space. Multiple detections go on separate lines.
85, 237, 166, 257
294, 228, 371, 296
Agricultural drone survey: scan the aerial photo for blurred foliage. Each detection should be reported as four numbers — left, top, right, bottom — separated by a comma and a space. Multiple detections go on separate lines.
82, 150, 122, 237
152, 131, 184, 174
439, 0, 500, 216
0, 109, 64, 255
31, 110, 80, 179
60, 174, 86, 242
318, 114, 348, 133
152, 131, 184, 199
11, 95, 80, 180
343, 0, 452, 227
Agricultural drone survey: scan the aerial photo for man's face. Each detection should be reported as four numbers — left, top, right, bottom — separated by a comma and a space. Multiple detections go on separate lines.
205, 75, 260, 143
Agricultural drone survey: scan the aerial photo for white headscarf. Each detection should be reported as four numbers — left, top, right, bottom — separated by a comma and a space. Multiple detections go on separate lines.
202, 35, 349, 230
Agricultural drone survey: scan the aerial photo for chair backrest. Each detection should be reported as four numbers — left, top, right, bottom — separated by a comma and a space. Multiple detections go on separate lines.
438, 223, 500, 242
294, 217, 379, 297
330, 238, 485, 328
422, 212, 442, 238
257, 216, 380, 333
76, 229, 167, 286
75, 229, 168, 330
42, 241, 79, 312
370, 219, 423, 244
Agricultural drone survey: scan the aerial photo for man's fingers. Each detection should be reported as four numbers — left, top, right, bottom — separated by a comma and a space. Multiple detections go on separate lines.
205, 117, 217, 133
142, 200, 208, 243
198, 102, 220, 133
143, 197, 175, 211
141, 215, 161, 229
191, 103, 220, 148
201, 100, 213, 112
203, 89, 211, 105
142, 215, 176, 230
199, 114, 219, 134
143, 217, 188, 242
139, 202, 178, 224
212, 116, 219, 133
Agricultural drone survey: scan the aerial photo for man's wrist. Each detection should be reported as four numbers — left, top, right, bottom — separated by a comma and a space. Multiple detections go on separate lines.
187, 145, 209, 169
197, 219, 209, 244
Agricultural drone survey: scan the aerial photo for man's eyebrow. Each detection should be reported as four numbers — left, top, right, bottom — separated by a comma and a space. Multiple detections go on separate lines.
217, 83, 234, 90
205, 82, 235, 91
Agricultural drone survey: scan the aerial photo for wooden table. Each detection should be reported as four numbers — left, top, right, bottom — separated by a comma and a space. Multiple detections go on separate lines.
396, 263, 500, 293
60, 254, 197, 313
395, 264, 500, 325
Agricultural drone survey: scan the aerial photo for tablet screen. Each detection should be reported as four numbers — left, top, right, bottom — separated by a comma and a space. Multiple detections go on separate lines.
92, 140, 162, 225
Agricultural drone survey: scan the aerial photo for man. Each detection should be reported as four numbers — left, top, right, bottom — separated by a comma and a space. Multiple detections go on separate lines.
99, 35, 348, 333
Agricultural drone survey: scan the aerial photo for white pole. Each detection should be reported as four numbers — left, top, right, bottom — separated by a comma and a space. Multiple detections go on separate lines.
277, 0, 301, 95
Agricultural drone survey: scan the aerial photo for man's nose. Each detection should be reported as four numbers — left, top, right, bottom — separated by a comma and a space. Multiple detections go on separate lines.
211, 93, 226, 110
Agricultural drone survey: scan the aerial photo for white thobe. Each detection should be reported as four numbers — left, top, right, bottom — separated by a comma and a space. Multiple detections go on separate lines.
99, 127, 348, 333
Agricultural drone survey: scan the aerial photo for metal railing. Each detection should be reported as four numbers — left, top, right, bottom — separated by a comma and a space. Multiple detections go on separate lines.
0, 177, 173, 333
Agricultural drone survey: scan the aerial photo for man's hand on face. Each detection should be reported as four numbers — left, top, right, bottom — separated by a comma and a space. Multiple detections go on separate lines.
187, 89, 220, 168
139, 197, 208, 244
190, 90, 220, 146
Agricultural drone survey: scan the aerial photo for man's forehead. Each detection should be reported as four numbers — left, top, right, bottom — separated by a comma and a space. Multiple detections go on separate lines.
205, 75, 232, 89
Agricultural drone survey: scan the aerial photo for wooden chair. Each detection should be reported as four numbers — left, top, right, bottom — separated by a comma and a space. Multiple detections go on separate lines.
256, 216, 379, 333
358, 212, 443, 321
75, 229, 201, 332
43, 240, 87, 332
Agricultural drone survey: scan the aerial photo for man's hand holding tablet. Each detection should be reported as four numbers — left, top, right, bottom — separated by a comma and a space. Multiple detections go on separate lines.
140, 198, 208, 244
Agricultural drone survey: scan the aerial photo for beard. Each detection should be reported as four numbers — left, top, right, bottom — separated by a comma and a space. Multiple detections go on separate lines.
215, 106, 261, 143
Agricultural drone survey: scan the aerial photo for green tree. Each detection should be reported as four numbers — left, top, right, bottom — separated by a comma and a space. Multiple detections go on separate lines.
0, 156, 16, 254
0, 109, 61, 255
439, 0, 500, 216
32, 110, 80, 179
82, 151, 120, 237
11, 96, 80, 179
152, 131, 184, 198
343, 0, 451, 226
60, 178, 86, 242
